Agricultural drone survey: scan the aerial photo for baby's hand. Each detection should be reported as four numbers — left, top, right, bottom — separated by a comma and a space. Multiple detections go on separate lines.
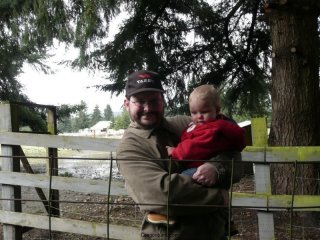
166, 146, 175, 156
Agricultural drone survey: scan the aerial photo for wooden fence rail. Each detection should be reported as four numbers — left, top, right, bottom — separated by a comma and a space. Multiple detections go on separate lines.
0, 171, 319, 211
1, 132, 319, 240
1, 103, 320, 239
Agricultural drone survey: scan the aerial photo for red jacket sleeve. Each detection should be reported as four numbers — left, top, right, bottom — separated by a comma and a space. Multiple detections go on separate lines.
171, 120, 246, 161
214, 119, 246, 151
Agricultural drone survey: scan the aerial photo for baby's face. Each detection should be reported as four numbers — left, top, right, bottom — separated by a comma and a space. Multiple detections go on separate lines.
189, 100, 217, 125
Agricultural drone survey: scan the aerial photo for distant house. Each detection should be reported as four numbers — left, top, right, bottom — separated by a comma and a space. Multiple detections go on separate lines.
89, 121, 112, 136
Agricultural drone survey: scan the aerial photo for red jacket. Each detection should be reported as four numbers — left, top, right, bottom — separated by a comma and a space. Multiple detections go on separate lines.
171, 119, 246, 168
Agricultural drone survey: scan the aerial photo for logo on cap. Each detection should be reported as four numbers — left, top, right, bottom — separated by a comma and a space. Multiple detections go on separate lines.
138, 74, 152, 79
137, 74, 154, 84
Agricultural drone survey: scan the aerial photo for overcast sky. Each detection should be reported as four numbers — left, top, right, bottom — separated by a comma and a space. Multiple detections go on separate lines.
17, 12, 127, 114
17, 53, 125, 114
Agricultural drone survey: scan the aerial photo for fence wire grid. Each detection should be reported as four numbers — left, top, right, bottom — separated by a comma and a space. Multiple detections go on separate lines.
0, 150, 319, 240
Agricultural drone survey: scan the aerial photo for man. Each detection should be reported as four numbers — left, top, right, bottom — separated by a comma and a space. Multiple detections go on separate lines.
116, 70, 242, 240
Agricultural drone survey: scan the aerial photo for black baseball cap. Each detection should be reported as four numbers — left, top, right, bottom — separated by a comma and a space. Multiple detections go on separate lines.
125, 70, 165, 97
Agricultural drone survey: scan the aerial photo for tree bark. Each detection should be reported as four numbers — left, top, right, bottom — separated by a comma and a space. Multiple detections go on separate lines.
267, 1, 319, 196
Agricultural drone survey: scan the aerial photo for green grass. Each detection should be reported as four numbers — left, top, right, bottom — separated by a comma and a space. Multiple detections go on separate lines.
19, 146, 83, 165
7, 146, 113, 165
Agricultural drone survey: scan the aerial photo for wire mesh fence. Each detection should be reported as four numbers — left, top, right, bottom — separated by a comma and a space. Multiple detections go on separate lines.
0, 103, 319, 240
0, 151, 319, 240
0, 153, 141, 239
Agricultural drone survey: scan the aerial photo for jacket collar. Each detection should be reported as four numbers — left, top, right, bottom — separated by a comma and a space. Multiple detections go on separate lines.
128, 118, 172, 139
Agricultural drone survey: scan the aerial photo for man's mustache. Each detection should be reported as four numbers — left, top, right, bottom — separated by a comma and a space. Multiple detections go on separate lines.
139, 112, 158, 116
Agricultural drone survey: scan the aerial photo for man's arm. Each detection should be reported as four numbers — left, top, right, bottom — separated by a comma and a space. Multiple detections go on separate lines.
117, 135, 226, 217
200, 151, 243, 189
167, 115, 243, 189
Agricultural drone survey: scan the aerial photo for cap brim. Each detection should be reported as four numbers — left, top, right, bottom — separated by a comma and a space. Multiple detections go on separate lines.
126, 88, 165, 97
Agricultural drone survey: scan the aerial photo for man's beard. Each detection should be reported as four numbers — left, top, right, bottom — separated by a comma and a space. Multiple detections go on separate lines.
137, 111, 161, 129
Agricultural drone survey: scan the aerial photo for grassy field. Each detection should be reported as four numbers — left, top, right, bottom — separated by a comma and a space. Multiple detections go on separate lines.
20, 146, 112, 162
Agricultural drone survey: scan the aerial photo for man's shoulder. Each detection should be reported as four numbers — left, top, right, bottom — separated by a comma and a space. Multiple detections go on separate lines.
163, 115, 191, 135
164, 115, 191, 126
117, 128, 150, 154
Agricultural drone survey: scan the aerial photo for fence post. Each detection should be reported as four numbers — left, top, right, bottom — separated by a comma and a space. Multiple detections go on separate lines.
251, 118, 275, 239
0, 103, 22, 240
47, 107, 60, 217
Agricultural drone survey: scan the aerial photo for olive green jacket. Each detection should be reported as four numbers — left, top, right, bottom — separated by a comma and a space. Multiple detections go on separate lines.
116, 115, 242, 240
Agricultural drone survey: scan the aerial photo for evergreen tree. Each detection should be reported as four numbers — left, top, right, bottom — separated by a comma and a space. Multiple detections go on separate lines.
0, 0, 73, 101
58, 116, 72, 133
2, 0, 319, 203
266, 2, 319, 200
73, 111, 90, 131
90, 105, 102, 126
113, 110, 130, 130
75, 0, 273, 116
72, 101, 90, 131
57, 103, 89, 133
0, 1, 73, 131
103, 104, 114, 121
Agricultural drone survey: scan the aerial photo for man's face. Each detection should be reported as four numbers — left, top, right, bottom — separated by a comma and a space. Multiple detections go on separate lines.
124, 91, 164, 129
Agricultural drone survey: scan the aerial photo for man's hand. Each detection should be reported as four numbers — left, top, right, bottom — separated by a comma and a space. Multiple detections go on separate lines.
192, 162, 219, 186
166, 146, 175, 156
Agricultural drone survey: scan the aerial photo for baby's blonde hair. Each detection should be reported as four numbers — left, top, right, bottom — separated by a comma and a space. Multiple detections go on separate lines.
189, 85, 221, 113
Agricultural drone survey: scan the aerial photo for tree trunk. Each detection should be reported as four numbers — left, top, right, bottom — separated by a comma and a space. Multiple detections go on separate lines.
267, 1, 319, 196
